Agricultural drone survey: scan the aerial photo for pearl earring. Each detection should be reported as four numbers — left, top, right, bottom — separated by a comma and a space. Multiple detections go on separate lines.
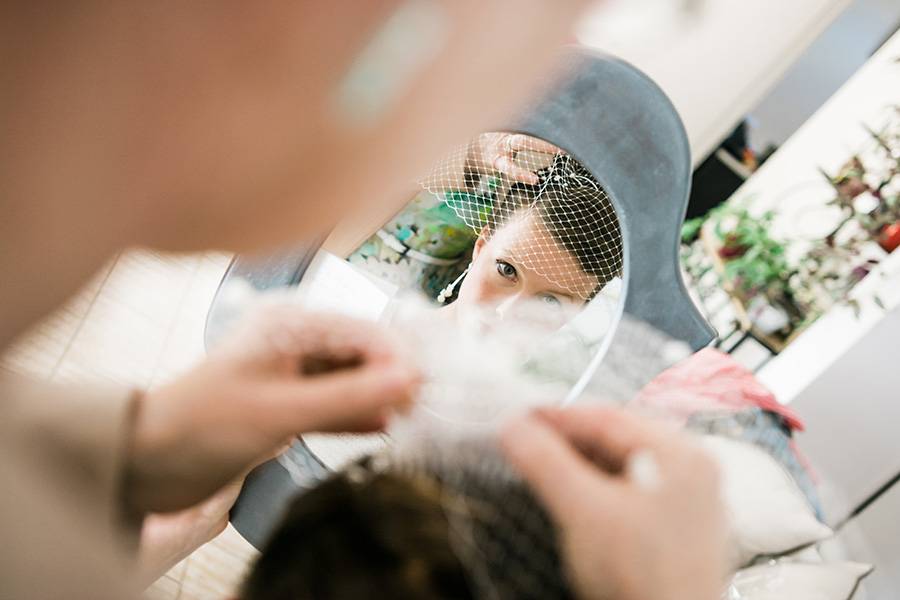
437, 263, 471, 304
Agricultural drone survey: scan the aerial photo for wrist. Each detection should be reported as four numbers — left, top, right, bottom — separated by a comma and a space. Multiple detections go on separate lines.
120, 388, 152, 523
120, 387, 187, 517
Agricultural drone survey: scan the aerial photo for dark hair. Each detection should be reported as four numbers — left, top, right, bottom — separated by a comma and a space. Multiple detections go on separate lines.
240, 459, 574, 600
487, 159, 623, 291
240, 469, 472, 600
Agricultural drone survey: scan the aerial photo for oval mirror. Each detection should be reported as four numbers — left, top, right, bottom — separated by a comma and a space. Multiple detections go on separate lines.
209, 47, 714, 547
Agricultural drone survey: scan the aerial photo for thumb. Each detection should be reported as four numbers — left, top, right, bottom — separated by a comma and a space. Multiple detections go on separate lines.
265, 361, 418, 433
500, 413, 623, 523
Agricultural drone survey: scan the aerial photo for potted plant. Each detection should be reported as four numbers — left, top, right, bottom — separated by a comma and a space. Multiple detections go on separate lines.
699, 201, 807, 336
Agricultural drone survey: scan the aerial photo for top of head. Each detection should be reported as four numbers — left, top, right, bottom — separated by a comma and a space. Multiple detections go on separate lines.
240, 445, 574, 600
488, 157, 623, 293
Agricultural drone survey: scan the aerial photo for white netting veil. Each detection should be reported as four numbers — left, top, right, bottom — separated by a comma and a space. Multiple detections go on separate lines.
240, 312, 691, 600
380, 427, 574, 600
418, 132, 623, 303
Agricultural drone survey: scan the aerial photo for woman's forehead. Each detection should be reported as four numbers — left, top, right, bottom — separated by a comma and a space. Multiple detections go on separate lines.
489, 214, 599, 299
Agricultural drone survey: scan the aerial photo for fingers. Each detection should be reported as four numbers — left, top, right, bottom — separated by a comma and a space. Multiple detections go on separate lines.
210, 302, 422, 434
500, 412, 623, 521
534, 406, 679, 472
493, 155, 540, 184
505, 133, 564, 156
504, 407, 729, 600
272, 307, 403, 366
215, 303, 420, 383
481, 132, 566, 184
265, 359, 418, 433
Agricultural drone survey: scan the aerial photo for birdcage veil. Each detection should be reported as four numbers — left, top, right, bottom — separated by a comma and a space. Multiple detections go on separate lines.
374, 315, 690, 600
244, 308, 697, 600
417, 133, 624, 302
377, 426, 573, 600
386, 315, 689, 599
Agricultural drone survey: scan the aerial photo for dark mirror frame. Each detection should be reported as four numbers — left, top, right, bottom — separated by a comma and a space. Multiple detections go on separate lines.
205, 46, 715, 548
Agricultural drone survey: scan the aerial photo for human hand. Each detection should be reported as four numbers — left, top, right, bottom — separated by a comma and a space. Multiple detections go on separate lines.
500, 406, 727, 600
123, 304, 419, 516
137, 476, 244, 584
137, 438, 295, 583
474, 132, 565, 184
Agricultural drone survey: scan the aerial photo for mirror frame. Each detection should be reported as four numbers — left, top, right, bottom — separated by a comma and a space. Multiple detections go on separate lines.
206, 46, 714, 548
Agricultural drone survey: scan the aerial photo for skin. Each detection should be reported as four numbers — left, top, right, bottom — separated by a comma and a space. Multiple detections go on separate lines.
0, 0, 591, 584
434, 131, 566, 191
477, 133, 565, 185
501, 407, 728, 600
0, 2, 728, 597
0, 0, 591, 496
443, 215, 598, 333
0, 0, 590, 349
123, 305, 419, 516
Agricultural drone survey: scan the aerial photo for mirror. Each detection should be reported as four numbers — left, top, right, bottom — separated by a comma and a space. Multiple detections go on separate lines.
295, 132, 624, 396
218, 46, 714, 547
291, 132, 625, 472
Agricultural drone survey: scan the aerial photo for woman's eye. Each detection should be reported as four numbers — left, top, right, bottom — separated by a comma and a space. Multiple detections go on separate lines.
540, 294, 562, 310
495, 260, 517, 281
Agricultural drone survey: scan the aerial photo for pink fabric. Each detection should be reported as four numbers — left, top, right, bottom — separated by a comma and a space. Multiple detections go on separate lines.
630, 348, 805, 432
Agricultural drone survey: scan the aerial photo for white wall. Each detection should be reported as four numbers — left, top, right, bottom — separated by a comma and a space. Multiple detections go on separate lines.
577, 0, 854, 166
786, 301, 900, 518
750, 0, 900, 150
825, 481, 900, 598
787, 303, 900, 598
727, 29, 900, 593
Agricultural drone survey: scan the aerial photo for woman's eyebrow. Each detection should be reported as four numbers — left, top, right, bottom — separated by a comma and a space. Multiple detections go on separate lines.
498, 248, 579, 299
500, 246, 524, 265
497, 244, 588, 301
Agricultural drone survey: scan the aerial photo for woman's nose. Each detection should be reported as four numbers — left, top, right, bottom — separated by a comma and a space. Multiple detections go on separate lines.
493, 294, 524, 321
495, 294, 566, 330
495, 293, 552, 323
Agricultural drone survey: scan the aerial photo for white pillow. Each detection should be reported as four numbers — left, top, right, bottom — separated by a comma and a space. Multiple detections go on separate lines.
699, 435, 834, 568
727, 561, 873, 599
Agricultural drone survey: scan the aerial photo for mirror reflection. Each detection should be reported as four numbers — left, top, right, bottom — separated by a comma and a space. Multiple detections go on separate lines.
325, 132, 624, 374
292, 132, 625, 462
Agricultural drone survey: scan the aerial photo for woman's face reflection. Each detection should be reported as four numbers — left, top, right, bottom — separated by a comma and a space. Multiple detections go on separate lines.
446, 213, 599, 333
341, 132, 622, 342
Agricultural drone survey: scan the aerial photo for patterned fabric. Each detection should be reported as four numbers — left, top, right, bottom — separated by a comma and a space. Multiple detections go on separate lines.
631, 348, 805, 431
686, 409, 825, 522
629, 348, 823, 521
